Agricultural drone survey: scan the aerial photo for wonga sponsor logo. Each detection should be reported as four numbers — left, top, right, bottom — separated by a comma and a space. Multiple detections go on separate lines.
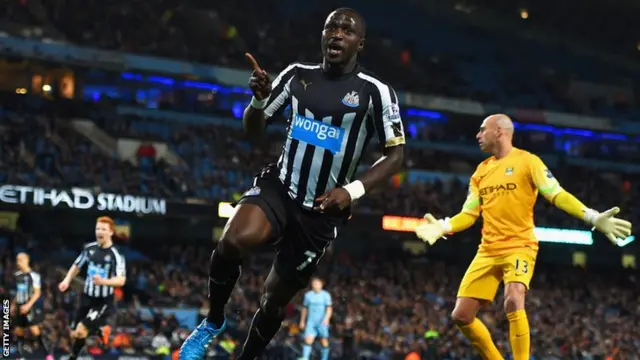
290, 114, 345, 154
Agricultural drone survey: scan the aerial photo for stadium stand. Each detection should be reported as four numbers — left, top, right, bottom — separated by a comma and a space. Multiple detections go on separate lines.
2, 93, 639, 228
2, 228, 639, 359
28, 0, 640, 118
0, 0, 639, 359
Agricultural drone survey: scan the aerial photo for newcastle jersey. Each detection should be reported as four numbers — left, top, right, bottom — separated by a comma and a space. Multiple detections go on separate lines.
73, 242, 126, 299
14, 270, 41, 304
263, 62, 406, 208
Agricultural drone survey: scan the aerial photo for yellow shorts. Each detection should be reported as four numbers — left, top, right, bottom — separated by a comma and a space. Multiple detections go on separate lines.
457, 251, 537, 301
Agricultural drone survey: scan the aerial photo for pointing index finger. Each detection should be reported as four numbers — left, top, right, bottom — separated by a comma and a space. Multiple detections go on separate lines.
245, 52, 263, 73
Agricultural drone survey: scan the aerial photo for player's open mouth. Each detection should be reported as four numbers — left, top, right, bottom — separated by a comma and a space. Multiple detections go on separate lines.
327, 43, 343, 56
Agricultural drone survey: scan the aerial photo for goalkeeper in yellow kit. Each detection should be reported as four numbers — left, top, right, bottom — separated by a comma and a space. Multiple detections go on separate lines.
415, 114, 632, 360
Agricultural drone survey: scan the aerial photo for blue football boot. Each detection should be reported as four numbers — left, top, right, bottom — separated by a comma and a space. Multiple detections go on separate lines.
178, 318, 227, 359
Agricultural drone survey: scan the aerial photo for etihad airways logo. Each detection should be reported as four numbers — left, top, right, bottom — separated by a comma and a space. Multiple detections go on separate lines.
479, 183, 517, 196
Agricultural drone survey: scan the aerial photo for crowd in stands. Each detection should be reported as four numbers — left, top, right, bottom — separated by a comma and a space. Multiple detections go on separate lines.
124, 242, 640, 359
2, 99, 638, 359
2, 93, 640, 233
465, 0, 640, 59
0, 231, 205, 358
40, 0, 433, 94
1, 0, 635, 117
1, 2, 640, 359
2, 228, 639, 359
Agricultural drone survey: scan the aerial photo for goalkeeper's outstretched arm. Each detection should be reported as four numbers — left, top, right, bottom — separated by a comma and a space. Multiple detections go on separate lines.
415, 176, 481, 244
443, 173, 483, 234
530, 155, 632, 243
439, 210, 479, 234
545, 190, 594, 221
532, 156, 607, 222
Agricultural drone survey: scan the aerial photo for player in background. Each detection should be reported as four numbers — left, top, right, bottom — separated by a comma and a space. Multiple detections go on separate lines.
58, 216, 126, 360
11, 252, 53, 360
415, 114, 632, 360
179, 7, 405, 360
299, 277, 333, 360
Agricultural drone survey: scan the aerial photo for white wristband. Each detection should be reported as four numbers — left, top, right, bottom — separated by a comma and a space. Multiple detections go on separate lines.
583, 208, 599, 225
439, 217, 452, 233
250, 96, 270, 109
342, 180, 365, 201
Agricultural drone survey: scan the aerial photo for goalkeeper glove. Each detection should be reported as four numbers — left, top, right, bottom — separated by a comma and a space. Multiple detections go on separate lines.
584, 207, 633, 245
415, 213, 451, 245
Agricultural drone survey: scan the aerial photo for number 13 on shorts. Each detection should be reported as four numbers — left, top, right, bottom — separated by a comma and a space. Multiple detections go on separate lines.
504, 252, 536, 289
514, 258, 529, 275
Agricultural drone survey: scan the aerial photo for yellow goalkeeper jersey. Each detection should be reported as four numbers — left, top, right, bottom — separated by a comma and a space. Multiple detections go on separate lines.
461, 147, 563, 256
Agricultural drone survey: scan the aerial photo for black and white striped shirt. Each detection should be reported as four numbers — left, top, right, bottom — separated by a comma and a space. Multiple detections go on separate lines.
14, 270, 41, 304
73, 242, 126, 299
263, 63, 405, 208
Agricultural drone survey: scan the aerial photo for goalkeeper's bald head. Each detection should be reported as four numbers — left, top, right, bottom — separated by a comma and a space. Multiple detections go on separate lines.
490, 113, 514, 138
478, 113, 514, 155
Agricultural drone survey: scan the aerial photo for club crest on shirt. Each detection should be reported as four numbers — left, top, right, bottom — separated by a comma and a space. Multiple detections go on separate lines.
104, 255, 110, 262
342, 91, 359, 108
505, 167, 514, 176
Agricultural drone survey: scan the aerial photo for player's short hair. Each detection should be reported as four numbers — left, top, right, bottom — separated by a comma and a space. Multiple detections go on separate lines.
334, 7, 366, 37
96, 216, 115, 231
311, 276, 324, 283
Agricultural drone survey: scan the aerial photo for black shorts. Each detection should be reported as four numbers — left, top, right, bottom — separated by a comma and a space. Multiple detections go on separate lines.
72, 296, 115, 333
236, 166, 349, 287
13, 307, 44, 328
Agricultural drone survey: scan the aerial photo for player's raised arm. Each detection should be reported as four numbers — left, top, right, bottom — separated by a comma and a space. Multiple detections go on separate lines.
243, 53, 298, 137
529, 154, 632, 244
415, 172, 481, 245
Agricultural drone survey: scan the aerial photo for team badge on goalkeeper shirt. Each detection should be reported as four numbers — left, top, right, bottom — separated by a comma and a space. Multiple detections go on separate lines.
505, 167, 514, 176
